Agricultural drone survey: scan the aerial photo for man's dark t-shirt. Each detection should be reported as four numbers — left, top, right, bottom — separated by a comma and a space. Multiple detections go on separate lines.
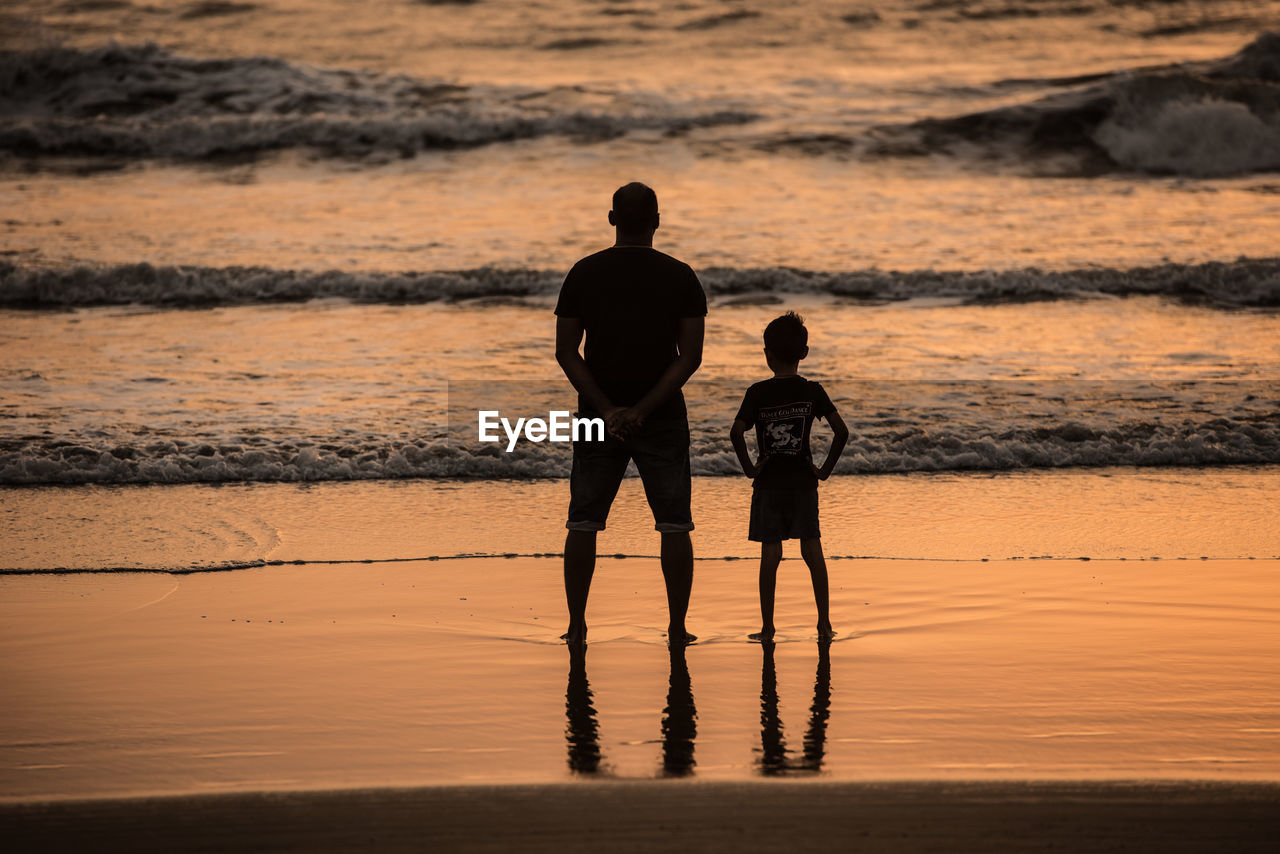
555, 247, 707, 419
734, 376, 836, 488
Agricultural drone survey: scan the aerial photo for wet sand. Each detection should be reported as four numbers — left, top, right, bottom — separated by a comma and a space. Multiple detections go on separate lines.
3, 552, 1279, 799
4, 780, 1279, 853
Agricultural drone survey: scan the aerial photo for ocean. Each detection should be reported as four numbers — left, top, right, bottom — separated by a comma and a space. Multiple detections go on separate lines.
3, 3, 1280, 491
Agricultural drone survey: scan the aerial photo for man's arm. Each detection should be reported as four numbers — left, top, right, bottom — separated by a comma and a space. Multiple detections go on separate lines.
812, 410, 849, 480
730, 418, 768, 478
555, 316, 621, 420
627, 316, 705, 423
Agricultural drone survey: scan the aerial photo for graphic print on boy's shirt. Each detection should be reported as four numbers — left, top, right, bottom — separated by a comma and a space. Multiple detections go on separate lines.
758, 402, 812, 457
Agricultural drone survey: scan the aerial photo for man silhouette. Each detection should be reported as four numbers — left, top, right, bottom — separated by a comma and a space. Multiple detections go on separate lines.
554, 182, 707, 645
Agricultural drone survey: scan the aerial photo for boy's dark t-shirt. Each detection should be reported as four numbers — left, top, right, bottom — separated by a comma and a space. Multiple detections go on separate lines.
735, 376, 836, 489
555, 247, 707, 419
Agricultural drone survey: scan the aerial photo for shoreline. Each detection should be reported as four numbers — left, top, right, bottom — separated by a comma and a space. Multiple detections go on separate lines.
5, 780, 1279, 853
5, 468, 1280, 574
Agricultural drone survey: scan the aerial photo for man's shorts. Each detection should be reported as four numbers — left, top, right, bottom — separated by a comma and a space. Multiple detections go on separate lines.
748, 485, 820, 543
566, 417, 693, 533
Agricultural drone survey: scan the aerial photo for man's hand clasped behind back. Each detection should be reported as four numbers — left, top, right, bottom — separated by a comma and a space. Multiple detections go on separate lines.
605, 405, 644, 440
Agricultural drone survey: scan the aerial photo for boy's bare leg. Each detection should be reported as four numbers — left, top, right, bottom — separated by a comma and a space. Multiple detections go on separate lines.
661, 531, 696, 645
750, 541, 783, 642
800, 537, 835, 639
563, 530, 597, 644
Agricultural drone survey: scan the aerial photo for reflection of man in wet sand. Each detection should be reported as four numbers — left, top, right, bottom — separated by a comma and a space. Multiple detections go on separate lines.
564, 643, 697, 777
555, 182, 707, 646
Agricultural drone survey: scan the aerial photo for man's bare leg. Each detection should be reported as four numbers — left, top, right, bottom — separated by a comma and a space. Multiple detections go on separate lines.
563, 530, 597, 644
661, 531, 696, 644
800, 537, 835, 640
749, 541, 783, 642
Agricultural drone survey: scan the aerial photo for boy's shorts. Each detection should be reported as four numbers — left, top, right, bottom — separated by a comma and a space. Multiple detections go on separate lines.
566, 417, 694, 533
749, 485, 820, 543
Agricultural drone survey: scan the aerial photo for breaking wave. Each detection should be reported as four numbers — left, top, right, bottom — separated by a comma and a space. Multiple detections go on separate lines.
853, 32, 1280, 177
3, 257, 1277, 309
5, 34, 1279, 178
0, 43, 755, 160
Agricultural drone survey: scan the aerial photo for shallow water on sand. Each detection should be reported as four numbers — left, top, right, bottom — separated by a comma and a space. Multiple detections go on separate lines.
3, 468, 1279, 571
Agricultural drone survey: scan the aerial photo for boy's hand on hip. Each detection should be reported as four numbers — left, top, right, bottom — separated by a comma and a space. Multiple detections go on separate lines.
750, 453, 770, 478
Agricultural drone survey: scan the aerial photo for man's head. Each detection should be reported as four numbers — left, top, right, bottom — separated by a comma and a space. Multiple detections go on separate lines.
609, 182, 660, 234
763, 311, 809, 366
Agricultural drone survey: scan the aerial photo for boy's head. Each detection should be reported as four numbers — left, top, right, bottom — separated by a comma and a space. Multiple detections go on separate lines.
609, 182, 659, 232
763, 311, 808, 365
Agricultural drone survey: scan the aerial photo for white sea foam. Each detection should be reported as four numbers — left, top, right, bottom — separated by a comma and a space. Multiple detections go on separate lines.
1094, 96, 1280, 178
3, 411, 1276, 486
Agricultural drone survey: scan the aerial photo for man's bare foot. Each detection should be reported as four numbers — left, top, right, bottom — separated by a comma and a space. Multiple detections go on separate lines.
748, 628, 775, 643
666, 628, 697, 646
561, 624, 587, 645
817, 623, 836, 640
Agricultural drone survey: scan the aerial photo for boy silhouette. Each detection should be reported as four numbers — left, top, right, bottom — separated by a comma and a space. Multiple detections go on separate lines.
730, 312, 849, 641
555, 183, 706, 646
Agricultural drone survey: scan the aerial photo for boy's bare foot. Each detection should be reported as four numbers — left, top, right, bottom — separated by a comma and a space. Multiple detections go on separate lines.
817, 623, 835, 640
748, 628, 775, 642
561, 624, 587, 645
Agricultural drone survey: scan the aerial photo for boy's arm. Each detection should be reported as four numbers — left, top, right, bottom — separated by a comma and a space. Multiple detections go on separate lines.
730, 418, 767, 478
812, 410, 849, 480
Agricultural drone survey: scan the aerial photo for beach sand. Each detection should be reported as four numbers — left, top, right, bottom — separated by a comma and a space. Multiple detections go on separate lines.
5, 779, 1279, 853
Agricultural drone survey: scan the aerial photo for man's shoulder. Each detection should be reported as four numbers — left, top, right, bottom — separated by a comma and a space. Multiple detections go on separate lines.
646, 247, 694, 270
571, 246, 693, 270
567, 247, 615, 273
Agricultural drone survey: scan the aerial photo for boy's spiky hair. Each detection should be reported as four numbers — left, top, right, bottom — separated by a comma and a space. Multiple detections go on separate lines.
763, 311, 807, 361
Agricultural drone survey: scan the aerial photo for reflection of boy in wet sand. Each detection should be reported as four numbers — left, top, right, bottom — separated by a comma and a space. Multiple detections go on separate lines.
757, 639, 832, 776
554, 183, 707, 646
731, 312, 848, 641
